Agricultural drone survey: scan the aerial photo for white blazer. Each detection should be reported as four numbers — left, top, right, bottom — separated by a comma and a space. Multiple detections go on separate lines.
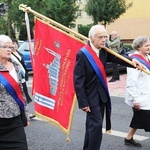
125, 52, 150, 110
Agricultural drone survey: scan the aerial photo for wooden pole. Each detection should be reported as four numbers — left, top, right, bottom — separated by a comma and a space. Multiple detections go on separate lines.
19, 4, 88, 43
103, 46, 150, 75
19, 4, 150, 75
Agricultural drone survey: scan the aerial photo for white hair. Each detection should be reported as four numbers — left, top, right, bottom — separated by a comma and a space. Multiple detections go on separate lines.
88, 24, 106, 39
0, 35, 12, 45
132, 36, 150, 50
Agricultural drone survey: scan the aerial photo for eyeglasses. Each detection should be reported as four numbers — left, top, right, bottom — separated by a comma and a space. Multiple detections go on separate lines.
0, 45, 14, 50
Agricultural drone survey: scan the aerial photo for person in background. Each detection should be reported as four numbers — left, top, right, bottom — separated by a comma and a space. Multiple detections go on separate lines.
73, 24, 143, 150
11, 38, 36, 119
125, 36, 150, 147
0, 35, 29, 150
107, 31, 121, 82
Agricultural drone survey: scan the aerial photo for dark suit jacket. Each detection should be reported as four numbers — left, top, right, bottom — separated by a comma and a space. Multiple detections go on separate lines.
73, 44, 132, 109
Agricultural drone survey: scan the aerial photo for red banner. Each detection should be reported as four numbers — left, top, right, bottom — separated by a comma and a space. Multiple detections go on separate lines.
33, 18, 84, 134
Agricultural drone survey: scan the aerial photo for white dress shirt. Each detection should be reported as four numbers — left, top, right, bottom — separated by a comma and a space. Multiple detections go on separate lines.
90, 42, 100, 57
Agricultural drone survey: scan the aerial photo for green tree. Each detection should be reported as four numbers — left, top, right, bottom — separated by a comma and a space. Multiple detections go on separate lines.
78, 24, 93, 37
46, 0, 79, 27
1, 0, 79, 39
0, 17, 7, 34
86, 0, 132, 26
0, 1, 9, 35
9, 0, 47, 39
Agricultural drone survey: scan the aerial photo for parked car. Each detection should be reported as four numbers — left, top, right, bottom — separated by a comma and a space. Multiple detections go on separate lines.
18, 40, 34, 71
18, 40, 24, 47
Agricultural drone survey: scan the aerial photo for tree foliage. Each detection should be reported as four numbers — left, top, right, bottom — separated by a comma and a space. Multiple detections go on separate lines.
78, 24, 93, 37
86, 0, 132, 26
46, 0, 79, 27
0, 0, 79, 39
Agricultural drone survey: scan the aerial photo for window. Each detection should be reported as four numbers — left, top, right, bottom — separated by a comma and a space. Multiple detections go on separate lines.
86, 13, 91, 18
77, 0, 82, 3
77, 10, 82, 17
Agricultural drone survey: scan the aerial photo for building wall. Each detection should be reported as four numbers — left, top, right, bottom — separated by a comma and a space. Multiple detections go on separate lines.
75, 0, 150, 41
75, 0, 93, 31
107, 0, 150, 40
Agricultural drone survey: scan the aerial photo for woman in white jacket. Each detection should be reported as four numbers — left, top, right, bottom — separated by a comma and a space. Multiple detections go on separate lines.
125, 36, 150, 147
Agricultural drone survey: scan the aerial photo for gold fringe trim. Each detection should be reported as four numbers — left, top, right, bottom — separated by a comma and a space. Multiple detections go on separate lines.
66, 137, 70, 142
34, 95, 77, 142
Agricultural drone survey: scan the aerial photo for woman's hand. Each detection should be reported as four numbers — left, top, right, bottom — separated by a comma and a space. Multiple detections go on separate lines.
133, 102, 140, 110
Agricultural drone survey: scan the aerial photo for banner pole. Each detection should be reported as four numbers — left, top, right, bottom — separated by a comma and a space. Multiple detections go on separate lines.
19, 4, 150, 75
19, 4, 88, 42
103, 46, 150, 75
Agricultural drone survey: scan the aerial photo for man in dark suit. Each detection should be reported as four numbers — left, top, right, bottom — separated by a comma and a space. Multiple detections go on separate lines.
73, 24, 142, 150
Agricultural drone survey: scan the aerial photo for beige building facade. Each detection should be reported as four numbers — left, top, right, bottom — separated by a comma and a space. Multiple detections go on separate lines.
75, 0, 93, 31
75, 0, 150, 41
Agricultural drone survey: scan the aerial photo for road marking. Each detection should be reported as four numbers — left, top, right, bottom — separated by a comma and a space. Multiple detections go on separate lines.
102, 128, 149, 141
30, 117, 42, 121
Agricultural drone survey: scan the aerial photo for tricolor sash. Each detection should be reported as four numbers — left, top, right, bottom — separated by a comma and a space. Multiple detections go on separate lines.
81, 45, 111, 131
130, 54, 150, 70
0, 71, 25, 111
81, 45, 111, 104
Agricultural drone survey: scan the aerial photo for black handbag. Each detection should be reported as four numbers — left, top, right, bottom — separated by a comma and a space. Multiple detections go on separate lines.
20, 109, 28, 127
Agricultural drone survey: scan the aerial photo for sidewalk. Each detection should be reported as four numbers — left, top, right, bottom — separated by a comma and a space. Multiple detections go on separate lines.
107, 74, 127, 97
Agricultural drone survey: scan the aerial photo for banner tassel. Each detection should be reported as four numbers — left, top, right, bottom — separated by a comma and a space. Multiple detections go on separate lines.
66, 136, 70, 142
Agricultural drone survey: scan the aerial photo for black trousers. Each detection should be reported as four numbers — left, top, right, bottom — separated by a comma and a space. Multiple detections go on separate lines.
111, 63, 119, 79
83, 102, 105, 150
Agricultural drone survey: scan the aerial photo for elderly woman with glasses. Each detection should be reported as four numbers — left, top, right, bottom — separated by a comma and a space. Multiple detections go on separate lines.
0, 35, 29, 150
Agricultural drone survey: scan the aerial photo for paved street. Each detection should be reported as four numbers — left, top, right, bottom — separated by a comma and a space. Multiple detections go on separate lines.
107, 73, 127, 97
26, 74, 150, 150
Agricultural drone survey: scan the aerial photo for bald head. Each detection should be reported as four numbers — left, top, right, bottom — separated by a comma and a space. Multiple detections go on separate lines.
111, 31, 117, 35
110, 31, 118, 40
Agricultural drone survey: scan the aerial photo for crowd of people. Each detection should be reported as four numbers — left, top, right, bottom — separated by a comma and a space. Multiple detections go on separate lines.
0, 24, 150, 150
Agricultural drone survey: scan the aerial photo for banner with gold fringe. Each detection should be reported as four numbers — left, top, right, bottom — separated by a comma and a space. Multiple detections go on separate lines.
33, 18, 85, 135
